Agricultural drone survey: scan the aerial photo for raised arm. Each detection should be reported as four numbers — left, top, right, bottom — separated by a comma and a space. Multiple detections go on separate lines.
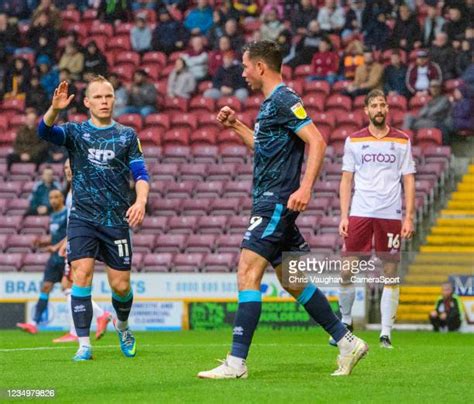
217, 106, 254, 150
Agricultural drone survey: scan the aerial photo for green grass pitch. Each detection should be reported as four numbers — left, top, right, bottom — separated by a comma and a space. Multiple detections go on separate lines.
1, 329, 473, 403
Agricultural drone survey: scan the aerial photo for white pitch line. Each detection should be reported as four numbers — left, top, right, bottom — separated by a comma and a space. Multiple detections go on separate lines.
0, 343, 321, 353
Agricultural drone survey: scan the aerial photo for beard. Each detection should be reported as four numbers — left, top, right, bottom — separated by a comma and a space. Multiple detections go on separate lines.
370, 114, 386, 128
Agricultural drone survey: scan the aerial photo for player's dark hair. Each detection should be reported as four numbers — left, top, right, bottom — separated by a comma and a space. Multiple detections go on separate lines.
242, 40, 282, 72
364, 89, 386, 106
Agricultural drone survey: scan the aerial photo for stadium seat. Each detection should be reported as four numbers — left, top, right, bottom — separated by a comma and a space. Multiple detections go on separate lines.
142, 253, 173, 272
417, 128, 443, 147
8, 114, 26, 131
218, 129, 243, 146
5, 198, 29, 216
215, 234, 242, 253
181, 198, 212, 216
132, 234, 156, 253
194, 181, 224, 198
304, 80, 331, 97
139, 128, 162, 145
389, 109, 406, 128
131, 252, 144, 272
116, 113, 143, 132
5, 234, 37, 253
162, 145, 191, 163
21, 216, 49, 234
0, 181, 21, 199
217, 96, 242, 112
198, 80, 213, 93
180, 163, 208, 181
185, 234, 216, 253
0, 199, 7, 214
150, 198, 181, 216
197, 215, 228, 234
307, 234, 340, 252
314, 181, 339, 198
8, 163, 36, 181
155, 234, 186, 253
325, 94, 352, 112
2, 98, 25, 113
61, 9, 81, 24
142, 51, 167, 67
245, 95, 264, 115
387, 94, 408, 112
107, 35, 131, 52
281, 65, 293, 80
170, 113, 198, 131
150, 163, 177, 181
318, 216, 340, 234
90, 22, 114, 37
352, 95, 366, 110
294, 64, 312, 80
114, 22, 134, 36
191, 145, 219, 163
172, 253, 204, 272
22, 253, 50, 272
210, 198, 241, 215
331, 80, 350, 93
206, 163, 235, 181
295, 216, 320, 234
409, 94, 432, 113
0, 115, 8, 131
286, 80, 304, 95
144, 113, 170, 130
0, 233, 7, 251
324, 163, 343, 181
190, 128, 218, 146
140, 216, 168, 234
223, 181, 252, 198
111, 64, 135, 82
168, 216, 198, 234
336, 111, 364, 127
115, 51, 140, 67
227, 216, 249, 234
202, 253, 236, 272
189, 96, 216, 114
219, 145, 248, 164
141, 64, 161, 81
166, 180, 196, 199
198, 112, 220, 131
306, 197, 331, 215
163, 97, 188, 113
329, 126, 357, 146
163, 128, 191, 146
233, 163, 252, 181
68, 113, 88, 122
303, 94, 325, 112
0, 253, 24, 271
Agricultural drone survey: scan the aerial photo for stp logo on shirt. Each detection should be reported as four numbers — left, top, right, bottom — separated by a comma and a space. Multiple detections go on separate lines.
87, 149, 116, 166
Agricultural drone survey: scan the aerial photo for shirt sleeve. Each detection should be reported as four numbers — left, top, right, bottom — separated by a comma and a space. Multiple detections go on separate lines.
128, 131, 149, 182
278, 91, 312, 134
342, 137, 355, 172
400, 140, 416, 175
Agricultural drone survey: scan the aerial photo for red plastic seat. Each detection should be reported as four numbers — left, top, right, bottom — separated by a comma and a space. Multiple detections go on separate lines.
0, 253, 24, 271
9, 163, 36, 181
181, 198, 212, 216
116, 114, 143, 132
329, 126, 357, 146
191, 145, 219, 163
202, 253, 236, 272
223, 181, 252, 197
215, 234, 242, 253
162, 145, 191, 163
142, 253, 173, 272
197, 215, 228, 234
107, 35, 131, 52
114, 22, 134, 36
207, 163, 236, 181
331, 80, 350, 93
281, 64, 292, 80
307, 233, 340, 252
336, 111, 364, 127
141, 64, 161, 81
417, 128, 442, 146
324, 162, 343, 181
218, 129, 243, 146
5, 234, 37, 252
115, 51, 141, 67
186, 234, 216, 253
189, 96, 216, 113
140, 216, 168, 234
112, 64, 135, 82
210, 198, 241, 215
163, 128, 190, 146
22, 253, 50, 272
302, 94, 325, 112
5, 198, 29, 215
295, 216, 320, 234
190, 128, 218, 146
144, 113, 170, 130
314, 181, 339, 198
142, 51, 167, 67
409, 94, 431, 112
168, 216, 198, 234
61, 9, 81, 24
150, 198, 181, 216
90, 22, 114, 37
306, 197, 331, 216
219, 144, 248, 164
180, 163, 207, 181
166, 180, 196, 199
227, 216, 249, 234
325, 94, 352, 112
163, 97, 188, 113
8, 114, 26, 130
21, 216, 49, 234
235, 164, 252, 180
0, 181, 23, 199
217, 96, 242, 112
198, 112, 219, 131
294, 64, 312, 80
2, 98, 25, 113
131, 234, 156, 253
155, 234, 186, 253
387, 94, 408, 112
318, 216, 340, 233
138, 128, 162, 145
194, 181, 224, 198
304, 80, 331, 97
172, 253, 203, 272
285, 80, 304, 95
170, 113, 198, 131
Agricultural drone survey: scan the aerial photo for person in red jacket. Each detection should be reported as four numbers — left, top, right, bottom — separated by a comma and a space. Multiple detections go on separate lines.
405, 50, 442, 95
308, 37, 340, 85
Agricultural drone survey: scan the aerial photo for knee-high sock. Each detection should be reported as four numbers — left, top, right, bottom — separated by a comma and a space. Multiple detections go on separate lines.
339, 284, 356, 325
71, 284, 93, 346
297, 284, 347, 343
380, 285, 400, 338
33, 292, 49, 324
230, 290, 262, 360
92, 300, 104, 318
112, 290, 133, 331
64, 289, 77, 336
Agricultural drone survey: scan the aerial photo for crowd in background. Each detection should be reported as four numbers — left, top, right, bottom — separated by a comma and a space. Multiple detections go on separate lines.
0, 0, 473, 149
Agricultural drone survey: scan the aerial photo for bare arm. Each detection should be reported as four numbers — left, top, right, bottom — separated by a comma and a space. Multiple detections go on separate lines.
402, 173, 415, 239
339, 171, 353, 236
217, 106, 254, 150
287, 123, 326, 212
126, 179, 149, 228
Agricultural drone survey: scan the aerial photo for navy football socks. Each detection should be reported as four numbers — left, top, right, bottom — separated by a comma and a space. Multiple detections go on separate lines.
112, 290, 134, 322
71, 285, 93, 338
33, 292, 49, 323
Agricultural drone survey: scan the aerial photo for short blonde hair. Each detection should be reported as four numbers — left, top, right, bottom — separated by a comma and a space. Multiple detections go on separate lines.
85, 75, 113, 97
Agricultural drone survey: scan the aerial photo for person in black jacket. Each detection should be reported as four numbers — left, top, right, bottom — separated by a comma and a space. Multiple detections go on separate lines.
429, 283, 462, 332
152, 8, 189, 55
383, 49, 409, 97
83, 41, 108, 80
390, 4, 421, 51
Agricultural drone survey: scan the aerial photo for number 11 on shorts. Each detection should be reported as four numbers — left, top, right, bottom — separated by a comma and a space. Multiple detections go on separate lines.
114, 239, 129, 257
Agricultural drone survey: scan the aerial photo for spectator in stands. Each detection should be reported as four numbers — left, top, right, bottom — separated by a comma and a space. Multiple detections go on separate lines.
277, 29, 293, 63
429, 282, 462, 332
342, 0, 365, 41
26, 166, 61, 216
208, 35, 233, 76
363, 11, 390, 50
124, 69, 157, 117
339, 38, 364, 80
184, 0, 214, 35
288, 19, 325, 68
98, 0, 131, 23
383, 49, 409, 98
429, 32, 457, 81
204, 52, 248, 101
152, 8, 188, 55
27, 12, 58, 60
109, 73, 128, 118
406, 50, 442, 95
443, 6, 468, 43
182, 35, 209, 81
421, 5, 445, 48
3, 57, 30, 100
131, 13, 152, 54
217, 0, 241, 22
32, 0, 61, 30
455, 40, 472, 77
262, 0, 284, 20
0, 0, 30, 20
403, 80, 451, 142
33, 32, 56, 63
221, 18, 245, 53
57, 68, 81, 117
390, 4, 421, 51
451, 84, 474, 133
309, 37, 339, 85
83, 41, 108, 80
317, 0, 346, 34
259, 7, 284, 42
167, 57, 197, 99
291, 0, 319, 36
7, 109, 48, 170
345, 49, 384, 97
233, 0, 259, 20
37, 55, 59, 98
0, 13, 20, 59
154, 0, 188, 21
26, 75, 49, 112
58, 42, 84, 81
207, 9, 227, 49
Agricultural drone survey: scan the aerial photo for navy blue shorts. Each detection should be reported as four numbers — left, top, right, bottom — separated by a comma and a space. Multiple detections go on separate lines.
67, 217, 132, 271
241, 203, 310, 268
43, 255, 65, 283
